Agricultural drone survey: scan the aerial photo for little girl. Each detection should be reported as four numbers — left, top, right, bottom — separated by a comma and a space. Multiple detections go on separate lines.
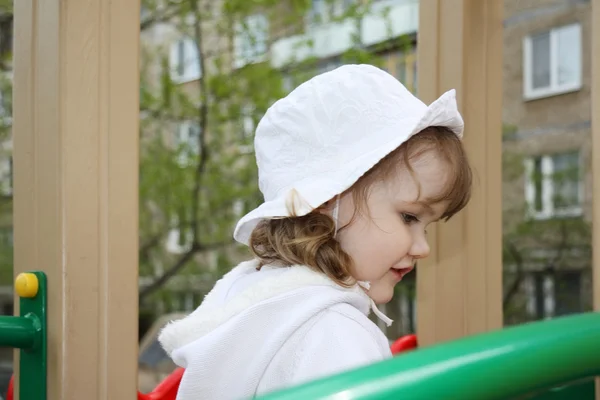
159, 64, 472, 399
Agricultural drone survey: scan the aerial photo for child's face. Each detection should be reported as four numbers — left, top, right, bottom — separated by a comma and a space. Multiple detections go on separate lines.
334, 151, 450, 304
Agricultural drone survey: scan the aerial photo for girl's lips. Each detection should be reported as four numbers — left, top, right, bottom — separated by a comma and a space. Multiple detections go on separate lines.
391, 266, 414, 281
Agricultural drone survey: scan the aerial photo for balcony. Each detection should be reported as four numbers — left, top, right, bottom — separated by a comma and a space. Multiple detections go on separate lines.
270, 0, 419, 68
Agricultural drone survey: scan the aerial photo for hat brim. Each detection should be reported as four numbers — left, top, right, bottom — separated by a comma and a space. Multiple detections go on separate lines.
233, 89, 464, 245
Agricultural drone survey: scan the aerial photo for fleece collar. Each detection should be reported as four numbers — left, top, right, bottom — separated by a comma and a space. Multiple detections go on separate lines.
158, 260, 380, 356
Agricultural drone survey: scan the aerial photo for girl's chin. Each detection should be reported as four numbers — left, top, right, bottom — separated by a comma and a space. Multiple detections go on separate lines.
369, 288, 395, 305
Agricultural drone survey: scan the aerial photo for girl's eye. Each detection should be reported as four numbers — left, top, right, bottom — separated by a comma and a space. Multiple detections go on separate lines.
401, 213, 419, 224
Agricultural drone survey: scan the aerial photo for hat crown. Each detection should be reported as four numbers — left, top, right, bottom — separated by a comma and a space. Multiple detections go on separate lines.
254, 64, 428, 202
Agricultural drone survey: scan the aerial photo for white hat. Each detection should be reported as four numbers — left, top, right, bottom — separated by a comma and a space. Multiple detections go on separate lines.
234, 64, 464, 245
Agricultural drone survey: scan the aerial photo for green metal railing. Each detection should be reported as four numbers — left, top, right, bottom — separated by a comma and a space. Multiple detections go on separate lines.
256, 312, 600, 400
0, 272, 47, 400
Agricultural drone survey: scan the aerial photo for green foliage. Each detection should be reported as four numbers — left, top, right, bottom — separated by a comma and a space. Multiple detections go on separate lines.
0, 3, 12, 286
137, 0, 406, 310
0, 1, 11, 13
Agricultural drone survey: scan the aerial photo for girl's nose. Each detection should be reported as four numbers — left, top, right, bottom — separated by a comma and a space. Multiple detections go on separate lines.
410, 235, 430, 259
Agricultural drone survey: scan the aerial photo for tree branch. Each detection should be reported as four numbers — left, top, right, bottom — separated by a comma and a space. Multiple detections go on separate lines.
139, 244, 200, 300
138, 240, 235, 301
189, 0, 210, 245
503, 240, 525, 310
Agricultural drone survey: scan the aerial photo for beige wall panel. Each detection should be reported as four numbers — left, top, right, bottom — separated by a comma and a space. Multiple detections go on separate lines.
417, 0, 503, 346
13, 1, 140, 398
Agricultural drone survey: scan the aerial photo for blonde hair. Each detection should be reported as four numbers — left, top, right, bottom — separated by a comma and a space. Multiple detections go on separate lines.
248, 126, 472, 286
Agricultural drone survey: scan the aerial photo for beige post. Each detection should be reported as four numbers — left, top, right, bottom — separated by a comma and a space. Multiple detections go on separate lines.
13, 1, 140, 398
416, 0, 504, 346
592, 1, 600, 397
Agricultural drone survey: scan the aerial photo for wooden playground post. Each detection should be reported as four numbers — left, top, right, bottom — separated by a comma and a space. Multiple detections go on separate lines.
416, 0, 504, 346
12, 0, 140, 398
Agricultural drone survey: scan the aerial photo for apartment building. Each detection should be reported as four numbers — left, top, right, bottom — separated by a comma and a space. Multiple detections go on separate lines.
502, 0, 592, 324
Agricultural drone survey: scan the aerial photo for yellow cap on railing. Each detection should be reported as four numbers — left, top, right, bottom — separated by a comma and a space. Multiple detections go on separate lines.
15, 273, 39, 298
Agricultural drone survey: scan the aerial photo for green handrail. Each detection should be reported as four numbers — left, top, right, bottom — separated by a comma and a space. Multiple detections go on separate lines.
3, 272, 48, 400
257, 312, 600, 400
0, 315, 39, 349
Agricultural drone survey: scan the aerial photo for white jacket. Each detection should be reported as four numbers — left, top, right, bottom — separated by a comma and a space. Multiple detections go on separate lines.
158, 259, 392, 400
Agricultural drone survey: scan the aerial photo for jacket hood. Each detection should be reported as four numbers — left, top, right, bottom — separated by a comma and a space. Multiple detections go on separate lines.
157, 259, 379, 399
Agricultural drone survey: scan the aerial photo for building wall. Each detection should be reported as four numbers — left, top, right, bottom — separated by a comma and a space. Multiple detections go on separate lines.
502, 0, 593, 323
503, 0, 592, 220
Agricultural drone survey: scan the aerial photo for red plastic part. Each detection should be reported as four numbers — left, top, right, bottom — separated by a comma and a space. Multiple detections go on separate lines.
390, 334, 418, 355
6, 336, 418, 400
137, 368, 185, 400
6, 374, 13, 400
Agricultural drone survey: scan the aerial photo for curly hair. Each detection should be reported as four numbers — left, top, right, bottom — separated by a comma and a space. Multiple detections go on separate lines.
248, 126, 472, 286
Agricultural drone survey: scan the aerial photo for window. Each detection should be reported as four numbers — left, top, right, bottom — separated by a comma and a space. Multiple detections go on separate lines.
523, 23, 582, 100
524, 151, 581, 219
234, 14, 269, 68
169, 37, 201, 83
241, 105, 255, 139
524, 270, 583, 320
310, 0, 327, 23
554, 271, 583, 316
175, 121, 201, 166
237, 105, 255, 154
0, 155, 12, 196
233, 200, 245, 217
309, 0, 354, 24
399, 286, 416, 334
166, 226, 193, 254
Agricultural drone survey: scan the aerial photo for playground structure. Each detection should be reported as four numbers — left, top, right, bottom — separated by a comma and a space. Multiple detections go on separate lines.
3, 0, 600, 399
3, 273, 600, 399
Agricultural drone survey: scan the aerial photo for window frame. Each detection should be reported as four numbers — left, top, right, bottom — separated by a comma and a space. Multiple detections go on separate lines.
522, 23, 582, 100
169, 36, 202, 83
175, 120, 201, 166
524, 270, 583, 320
523, 150, 583, 220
